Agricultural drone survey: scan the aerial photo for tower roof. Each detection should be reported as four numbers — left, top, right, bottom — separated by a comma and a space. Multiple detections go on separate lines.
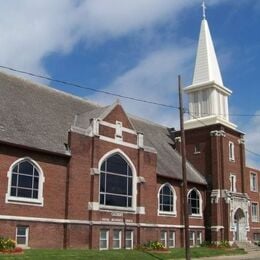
192, 18, 223, 86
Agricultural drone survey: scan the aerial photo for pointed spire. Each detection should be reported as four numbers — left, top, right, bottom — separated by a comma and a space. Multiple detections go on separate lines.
184, 3, 236, 130
192, 9, 223, 86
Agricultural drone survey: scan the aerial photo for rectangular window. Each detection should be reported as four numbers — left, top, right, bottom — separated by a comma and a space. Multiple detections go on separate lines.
193, 92, 200, 117
189, 231, 195, 247
16, 226, 29, 247
125, 231, 133, 249
254, 233, 260, 241
230, 174, 236, 192
252, 203, 259, 222
100, 230, 109, 250
229, 142, 235, 161
160, 231, 167, 248
196, 231, 202, 245
194, 144, 201, 154
113, 230, 121, 249
168, 231, 175, 248
115, 121, 123, 140
250, 172, 258, 192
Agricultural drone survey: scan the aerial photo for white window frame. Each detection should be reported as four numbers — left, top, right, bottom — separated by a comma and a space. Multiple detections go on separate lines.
229, 142, 235, 161
196, 231, 202, 245
230, 174, 237, 192
5, 158, 45, 206
168, 231, 176, 248
16, 226, 29, 247
113, 230, 122, 249
158, 183, 177, 216
98, 149, 137, 212
250, 172, 258, 192
189, 231, 195, 247
99, 230, 109, 250
194, 144, 201, 154
160, 231, 167, 248
125, 230, 133, 249
187, 188, 203, 217
251, 202, 259, 223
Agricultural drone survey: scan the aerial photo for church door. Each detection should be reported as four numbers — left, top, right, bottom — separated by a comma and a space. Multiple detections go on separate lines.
234, 208, 246, 241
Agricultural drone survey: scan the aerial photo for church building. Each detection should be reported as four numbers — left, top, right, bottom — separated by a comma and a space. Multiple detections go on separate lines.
0, 6, 259, 249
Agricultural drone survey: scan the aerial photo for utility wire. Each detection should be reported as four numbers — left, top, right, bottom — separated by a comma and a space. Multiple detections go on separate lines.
1, 64, 260, 158
0, 64, 260, 118
0, 65, 179, 110
187, 111, 260, 158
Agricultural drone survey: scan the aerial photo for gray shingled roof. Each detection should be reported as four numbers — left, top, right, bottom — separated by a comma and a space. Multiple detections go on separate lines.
130, 117, 206, 184
0, 71, 206, 185
0, 72, 99, 154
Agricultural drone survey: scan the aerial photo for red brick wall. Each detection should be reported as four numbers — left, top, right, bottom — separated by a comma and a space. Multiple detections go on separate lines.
0, 220, 64, 248
0, 144, 68, 219
0, 103, 207, 249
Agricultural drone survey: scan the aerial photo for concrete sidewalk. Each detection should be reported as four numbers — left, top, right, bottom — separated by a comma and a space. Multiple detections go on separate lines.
197, 251, 260, 260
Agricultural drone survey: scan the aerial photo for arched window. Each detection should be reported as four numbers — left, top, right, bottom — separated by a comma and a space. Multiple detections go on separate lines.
188, 189, 202, 216
6, 158, 44, 205
100, 153, 133, 208
158, 184, 176, 215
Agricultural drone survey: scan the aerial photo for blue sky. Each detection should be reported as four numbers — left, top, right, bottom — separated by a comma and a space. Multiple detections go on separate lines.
0, 0, 260, 167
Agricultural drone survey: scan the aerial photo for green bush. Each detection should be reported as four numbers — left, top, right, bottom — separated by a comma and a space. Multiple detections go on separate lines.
254, 241, 260, 247
200, 241, 214, 247
143, 240, 165, 250
0, 237, 16, 250
219, 240, 231, 248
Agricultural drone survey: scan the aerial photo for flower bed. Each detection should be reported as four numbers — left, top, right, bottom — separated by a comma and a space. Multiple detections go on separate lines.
0, 247, 24, 255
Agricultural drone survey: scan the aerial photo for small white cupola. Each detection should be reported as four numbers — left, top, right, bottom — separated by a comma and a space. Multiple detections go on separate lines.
184, 2, 236, 130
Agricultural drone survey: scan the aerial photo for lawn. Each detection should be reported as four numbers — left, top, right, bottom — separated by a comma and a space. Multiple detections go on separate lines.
0, 247, 245, 260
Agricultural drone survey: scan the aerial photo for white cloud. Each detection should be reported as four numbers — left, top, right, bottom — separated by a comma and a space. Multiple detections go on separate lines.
0, 0, 231, 76
89, 44, 194, 127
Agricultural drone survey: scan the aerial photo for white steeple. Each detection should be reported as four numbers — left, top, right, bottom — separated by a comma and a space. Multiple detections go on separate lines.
184, 2, 236, 130
192, 18, 223, 86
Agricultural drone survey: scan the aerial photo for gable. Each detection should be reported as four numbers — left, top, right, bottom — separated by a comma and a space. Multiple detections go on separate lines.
103, 104, 135, 131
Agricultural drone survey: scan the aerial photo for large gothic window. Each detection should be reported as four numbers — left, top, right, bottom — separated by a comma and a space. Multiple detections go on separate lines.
158, 184, 176, 214
7, 158, 44, 205
188, 189, 201, 216
100, 154, 133, 208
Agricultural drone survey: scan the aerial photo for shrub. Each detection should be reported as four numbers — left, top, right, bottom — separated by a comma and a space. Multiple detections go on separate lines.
0, 237, 16, 251
200, 241, 220, 248
143, 241, 165, 250
254, 241, 260, 247
219, 240, 231, 248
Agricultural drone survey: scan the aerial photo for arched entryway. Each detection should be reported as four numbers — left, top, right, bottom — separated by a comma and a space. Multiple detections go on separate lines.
234, 208, 247, 241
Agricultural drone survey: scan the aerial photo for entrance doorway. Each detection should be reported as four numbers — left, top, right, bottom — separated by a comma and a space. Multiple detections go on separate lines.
234, 208, 246, 241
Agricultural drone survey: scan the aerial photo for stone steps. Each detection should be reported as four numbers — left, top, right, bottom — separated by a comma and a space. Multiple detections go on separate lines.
235, 242, 260, 252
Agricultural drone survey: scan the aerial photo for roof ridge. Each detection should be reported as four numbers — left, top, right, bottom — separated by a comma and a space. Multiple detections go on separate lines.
0, 70, 101, 107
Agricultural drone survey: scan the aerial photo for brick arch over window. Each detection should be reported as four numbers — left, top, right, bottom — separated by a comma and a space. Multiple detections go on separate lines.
158, 183, 177, 216
187, 188, 202, 217
6, 157, 45, 206
98, 149, 137, 211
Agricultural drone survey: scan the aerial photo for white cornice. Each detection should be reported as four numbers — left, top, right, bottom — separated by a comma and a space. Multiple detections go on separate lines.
184, 81, 232, 96
184, 115, 237, 130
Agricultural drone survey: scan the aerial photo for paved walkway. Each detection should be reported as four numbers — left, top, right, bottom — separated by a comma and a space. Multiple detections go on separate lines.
197, 251, 260, 260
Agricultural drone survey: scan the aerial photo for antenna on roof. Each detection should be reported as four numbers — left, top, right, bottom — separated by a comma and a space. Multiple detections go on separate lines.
202, 1, 206, 20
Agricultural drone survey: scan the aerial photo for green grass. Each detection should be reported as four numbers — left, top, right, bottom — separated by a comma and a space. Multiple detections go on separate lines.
0, 247, 246, 260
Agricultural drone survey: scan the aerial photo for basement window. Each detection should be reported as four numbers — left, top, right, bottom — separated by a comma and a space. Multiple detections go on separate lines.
16, 226, 29, 247
194, 144, 201, 154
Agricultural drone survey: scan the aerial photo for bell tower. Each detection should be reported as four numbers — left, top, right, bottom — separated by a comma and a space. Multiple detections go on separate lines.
184, 2, 236, 130
175, 2, 249, 243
